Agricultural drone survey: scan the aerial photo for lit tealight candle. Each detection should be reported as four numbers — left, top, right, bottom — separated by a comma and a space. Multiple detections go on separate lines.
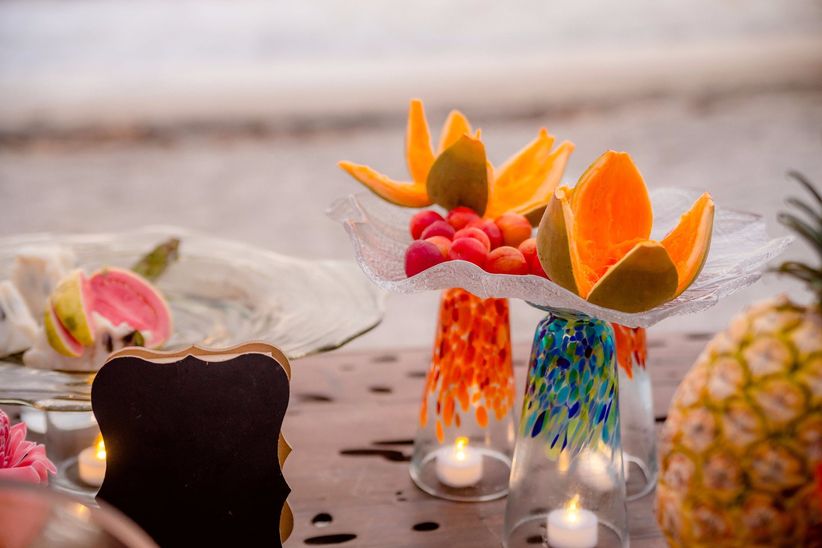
547, 495, 598, 548
78, 434, 107, 487
435, 436, 483, 488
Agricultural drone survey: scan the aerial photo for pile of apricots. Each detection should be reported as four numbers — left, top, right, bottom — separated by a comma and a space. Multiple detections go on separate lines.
405, 206, 548, 278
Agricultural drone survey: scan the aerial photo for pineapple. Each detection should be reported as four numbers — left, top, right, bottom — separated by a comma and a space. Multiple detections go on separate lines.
656, 172, 822, 547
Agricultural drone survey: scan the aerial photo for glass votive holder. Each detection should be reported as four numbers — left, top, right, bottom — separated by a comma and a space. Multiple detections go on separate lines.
30, 408, 103, 500
503, 308, 628, 547
410, 288, 516, 502
613, 325, 658, 500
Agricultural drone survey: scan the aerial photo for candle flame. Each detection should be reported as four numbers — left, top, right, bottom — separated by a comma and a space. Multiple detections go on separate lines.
565, 494, 581, 522
454, 436, 469, 461
95, 434, 106, 461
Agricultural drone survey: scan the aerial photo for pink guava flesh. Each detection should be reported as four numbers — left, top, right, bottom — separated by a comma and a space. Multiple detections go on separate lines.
88, 268, 171, 347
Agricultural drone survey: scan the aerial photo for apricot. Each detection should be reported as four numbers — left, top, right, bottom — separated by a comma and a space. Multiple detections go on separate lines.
446, 206, 480, 230
486, 246, 529, 275
454, 227, 491, 252
448, 237, 487, 268
494, 212, 533, 248
405, 240, 446, 277
409, 210, 444, 240
518, 238, 548, 277
466, 219, 504, 249
421, 220, 455, 240
425, 236, 452, 258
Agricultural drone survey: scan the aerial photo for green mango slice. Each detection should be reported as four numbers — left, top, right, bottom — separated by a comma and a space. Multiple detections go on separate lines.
426, 135, 488, 215
536, 188, 578, 295
587, 241, 679, 313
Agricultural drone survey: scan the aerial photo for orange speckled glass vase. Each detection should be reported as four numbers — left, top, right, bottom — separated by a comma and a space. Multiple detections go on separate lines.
410, 288, 516, 502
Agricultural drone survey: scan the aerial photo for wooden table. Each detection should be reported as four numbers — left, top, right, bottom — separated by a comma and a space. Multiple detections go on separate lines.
282, 331, 709, 547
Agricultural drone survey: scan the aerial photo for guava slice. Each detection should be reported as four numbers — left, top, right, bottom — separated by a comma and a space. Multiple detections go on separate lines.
44, 304, 84, 358
88, 267, 171, 348
50, 269, 96, 346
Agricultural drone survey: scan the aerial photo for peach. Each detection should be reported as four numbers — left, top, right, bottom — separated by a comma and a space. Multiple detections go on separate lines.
425, 236, 452, 258
454, 227, 491, 252
409, 210, 445, 240
421, 220, 455, 240
446, 206, 480, 230
448, 237, 487, 268
405, 240, 446, 277
518, 238, 548, 277
485, 246, 529, 275
466, 219, 504, 249
494, 212, 533, 248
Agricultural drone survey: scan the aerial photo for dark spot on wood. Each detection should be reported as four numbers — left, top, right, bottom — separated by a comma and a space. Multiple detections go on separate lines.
369, 385, 392, 394
526, 534, 544, 544
395, 490, 403, 495
529, 507, 548, 516
407, 370, 426, 378
298, 393, 333, 403
655, 415, 667, 423
397, 496, 407, 502
372, 354, 398, 363
686, 332, 714, 341
339, 449, 411, 462
412, 521, 439, 532
373, 438, 415, 447
303, 533, 357, 545
311, 513, 333, 528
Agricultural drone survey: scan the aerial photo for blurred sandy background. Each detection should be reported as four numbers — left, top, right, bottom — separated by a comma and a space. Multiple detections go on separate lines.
1, 0, 821, 350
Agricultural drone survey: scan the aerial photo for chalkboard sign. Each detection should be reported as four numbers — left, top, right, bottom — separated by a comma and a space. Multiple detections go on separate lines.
92, 343, 293, 547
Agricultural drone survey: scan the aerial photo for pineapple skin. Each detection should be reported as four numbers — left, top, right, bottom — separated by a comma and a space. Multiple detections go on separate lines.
657, 295, 822, 547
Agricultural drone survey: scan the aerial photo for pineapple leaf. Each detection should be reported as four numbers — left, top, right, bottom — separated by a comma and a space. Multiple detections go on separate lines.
788, 170, 822, 206
777, 212, 822, 255
786, 196, 822, 227
775, 171, 822, 306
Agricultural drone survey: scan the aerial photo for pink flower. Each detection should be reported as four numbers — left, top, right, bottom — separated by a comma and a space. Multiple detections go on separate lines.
0, 409, 56, 484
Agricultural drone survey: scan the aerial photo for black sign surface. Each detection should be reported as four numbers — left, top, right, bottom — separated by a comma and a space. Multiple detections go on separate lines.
92, 345, 291, 547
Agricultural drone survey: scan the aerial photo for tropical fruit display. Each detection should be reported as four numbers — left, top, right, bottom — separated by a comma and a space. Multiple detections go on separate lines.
536, 150, 714, 313
0, 239, 177, 371
44, 267, 172, 359
338, 99, 574, 222
338, 99, 573, 279
656, 173, 822, 546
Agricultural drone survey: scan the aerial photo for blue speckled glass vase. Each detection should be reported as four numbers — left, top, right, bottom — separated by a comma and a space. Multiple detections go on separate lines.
503, 309, 628, 548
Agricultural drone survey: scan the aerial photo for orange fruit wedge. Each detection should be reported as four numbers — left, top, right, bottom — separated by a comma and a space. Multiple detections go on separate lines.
537, 150, 714, 313
337, 162, 432, 207
661, 192, 715, 297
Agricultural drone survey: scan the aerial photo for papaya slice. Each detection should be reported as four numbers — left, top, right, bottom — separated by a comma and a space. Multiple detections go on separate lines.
337, 162, 432, 207
406, 99, 435, 185
437, 110, 472, 154
537, 187, 577, 294
661, 192, 714, 296
570, 151, 653, 296
503, 140, 575, 223
485, 129, 554, 219
426, 135, 489, 215
586, 241, 679, 312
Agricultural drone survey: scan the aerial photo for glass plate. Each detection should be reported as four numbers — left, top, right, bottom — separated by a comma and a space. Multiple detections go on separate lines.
0, 226, 386, 410
328, 188, 792, 328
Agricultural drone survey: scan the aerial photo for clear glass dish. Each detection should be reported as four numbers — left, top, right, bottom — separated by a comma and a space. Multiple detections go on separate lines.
328, 188, 792, 328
